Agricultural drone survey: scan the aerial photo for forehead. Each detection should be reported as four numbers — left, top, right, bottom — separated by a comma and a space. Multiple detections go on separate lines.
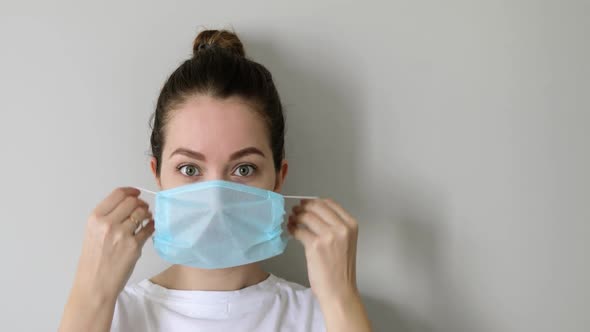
163, 94, 269, 157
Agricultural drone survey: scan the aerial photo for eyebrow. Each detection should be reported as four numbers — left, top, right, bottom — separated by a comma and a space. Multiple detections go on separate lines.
169, 147, 266, 161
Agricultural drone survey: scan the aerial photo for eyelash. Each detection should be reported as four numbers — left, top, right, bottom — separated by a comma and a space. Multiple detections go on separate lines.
233, 164, 257, 177
177, 164, 201, 177
176, 163, 257, 178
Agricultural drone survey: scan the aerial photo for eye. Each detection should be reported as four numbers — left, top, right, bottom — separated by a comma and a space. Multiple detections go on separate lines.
178, 164, 200, 177
233, 164, 256, 177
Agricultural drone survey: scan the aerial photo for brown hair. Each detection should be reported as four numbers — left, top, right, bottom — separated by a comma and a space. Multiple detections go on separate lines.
149, 29, 285, 176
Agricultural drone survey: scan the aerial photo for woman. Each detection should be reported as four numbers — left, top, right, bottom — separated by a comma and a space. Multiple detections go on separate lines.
59, 29, 371, 332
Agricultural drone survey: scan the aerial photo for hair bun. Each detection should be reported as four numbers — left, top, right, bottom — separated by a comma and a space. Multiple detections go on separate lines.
193, 29, 246, 57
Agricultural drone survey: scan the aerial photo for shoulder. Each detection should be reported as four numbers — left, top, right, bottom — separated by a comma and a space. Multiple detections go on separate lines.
265, 275, 325, 330
111, 282, 151, 332
270, 274, 310, 291
270, 275, 315, 300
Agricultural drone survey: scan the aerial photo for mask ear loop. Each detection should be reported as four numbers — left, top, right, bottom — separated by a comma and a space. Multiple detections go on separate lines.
134, 187, 157, 195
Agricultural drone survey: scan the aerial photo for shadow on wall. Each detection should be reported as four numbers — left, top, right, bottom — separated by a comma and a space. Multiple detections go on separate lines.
245, 35, 438, 331
358, 178, 447, 332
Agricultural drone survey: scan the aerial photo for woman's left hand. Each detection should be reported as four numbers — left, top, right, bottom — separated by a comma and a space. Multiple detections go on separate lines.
288, 198, 371, 331
287, 198, 360, 303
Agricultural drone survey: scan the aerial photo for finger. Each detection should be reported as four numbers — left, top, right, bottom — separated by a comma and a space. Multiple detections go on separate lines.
322, 198, 357, 228
135, 219, 155, 246
93, 187, 140, 216
289, 209, 330, 236
287, 220, 314, 247
298, 199, 342, 227
123, 206, 152, 234
108, 196, 149, 224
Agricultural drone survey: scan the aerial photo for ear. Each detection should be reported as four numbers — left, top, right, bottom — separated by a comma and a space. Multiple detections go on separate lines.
150, 157, 162, 189
273, 159, 288, 193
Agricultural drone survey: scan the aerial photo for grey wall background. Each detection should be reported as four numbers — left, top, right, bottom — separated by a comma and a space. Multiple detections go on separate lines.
1, 1, 588, 331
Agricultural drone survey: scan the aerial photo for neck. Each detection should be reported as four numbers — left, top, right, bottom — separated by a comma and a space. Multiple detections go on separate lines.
149, 263, 270, 291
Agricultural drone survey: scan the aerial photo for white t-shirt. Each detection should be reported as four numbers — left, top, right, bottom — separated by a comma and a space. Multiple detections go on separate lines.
111, 274, 325, 332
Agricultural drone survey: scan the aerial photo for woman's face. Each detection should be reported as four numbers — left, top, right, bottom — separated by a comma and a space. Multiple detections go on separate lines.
150, 94, 288, 192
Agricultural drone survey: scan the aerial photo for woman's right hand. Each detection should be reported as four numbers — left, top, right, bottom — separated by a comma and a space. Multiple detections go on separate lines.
59, 187, 155, 332
72, 187, 155, 301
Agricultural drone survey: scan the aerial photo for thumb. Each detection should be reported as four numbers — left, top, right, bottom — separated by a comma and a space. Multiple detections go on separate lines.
287, 219, 315, 248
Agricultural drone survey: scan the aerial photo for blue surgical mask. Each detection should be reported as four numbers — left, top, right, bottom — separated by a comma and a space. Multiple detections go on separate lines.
137, 180, 315, 269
